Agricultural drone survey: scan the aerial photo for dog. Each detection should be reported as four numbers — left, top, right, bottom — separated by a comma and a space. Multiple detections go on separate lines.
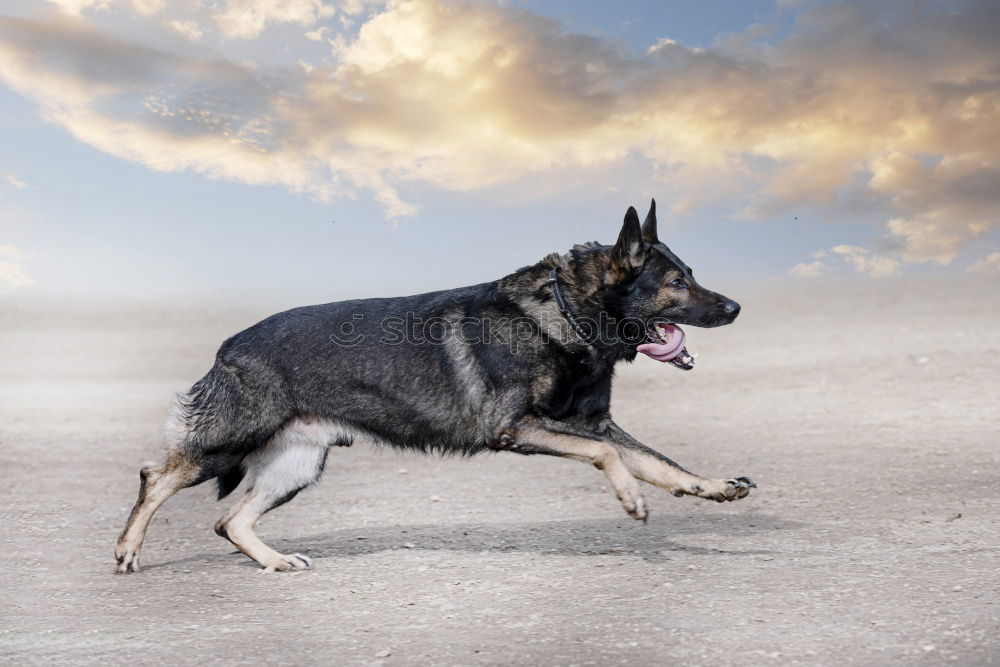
115, 200, 754, 573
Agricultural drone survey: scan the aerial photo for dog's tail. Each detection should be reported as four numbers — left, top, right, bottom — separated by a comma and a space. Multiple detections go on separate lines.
165, 361, 287, 500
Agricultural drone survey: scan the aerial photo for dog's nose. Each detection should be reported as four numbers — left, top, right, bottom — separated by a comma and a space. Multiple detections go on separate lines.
723, 300, 741, 317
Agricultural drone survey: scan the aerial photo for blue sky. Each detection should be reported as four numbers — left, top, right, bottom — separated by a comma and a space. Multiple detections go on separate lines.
0, 0, 997, 303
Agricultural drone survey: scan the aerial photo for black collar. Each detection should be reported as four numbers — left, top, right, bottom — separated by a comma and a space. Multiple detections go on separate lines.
547, 267, 594, 347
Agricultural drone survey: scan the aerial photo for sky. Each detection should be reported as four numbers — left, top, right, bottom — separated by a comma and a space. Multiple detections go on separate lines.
0, 0, 998, 304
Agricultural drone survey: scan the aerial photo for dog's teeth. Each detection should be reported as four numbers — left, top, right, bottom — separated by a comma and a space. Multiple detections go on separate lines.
691, 352, 699, 359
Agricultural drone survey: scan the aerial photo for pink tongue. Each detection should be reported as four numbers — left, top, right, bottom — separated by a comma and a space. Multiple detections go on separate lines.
637, 324, 686, 362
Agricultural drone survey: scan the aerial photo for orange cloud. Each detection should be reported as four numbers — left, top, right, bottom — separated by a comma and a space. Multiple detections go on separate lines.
2, 0, 998, 268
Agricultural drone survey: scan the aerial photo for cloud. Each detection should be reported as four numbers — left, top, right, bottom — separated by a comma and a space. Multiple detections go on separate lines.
2, 0, 998, 264
869, 152, 999, 265
44, 0, 106, 15
46, 0, 165, 16
305, 25, 331, 41
967, 250, 1000, 275
791, 245, 902, 278
0, 16, 329, 199
213, 0, 337, 39
0, 244, 33, 288
46, 0, 350, 39
0, 169, 26, 189
830, 245, 900, 278
166, 19, 203, 42
788, 259, 827, 279
0, 244, 25, 259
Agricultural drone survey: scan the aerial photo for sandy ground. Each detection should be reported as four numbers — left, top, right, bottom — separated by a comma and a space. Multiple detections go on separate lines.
1, 278, 998, 665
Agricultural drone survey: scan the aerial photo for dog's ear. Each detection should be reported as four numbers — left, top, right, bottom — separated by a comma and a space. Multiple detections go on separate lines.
611, 206, 646, 278
641, 198, 658, 243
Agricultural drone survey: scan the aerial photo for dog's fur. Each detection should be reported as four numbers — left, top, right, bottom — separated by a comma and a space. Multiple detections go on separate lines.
115, 201, 754, 573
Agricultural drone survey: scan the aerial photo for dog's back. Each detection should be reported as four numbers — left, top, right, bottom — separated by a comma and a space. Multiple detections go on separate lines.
170, 280, 546, 495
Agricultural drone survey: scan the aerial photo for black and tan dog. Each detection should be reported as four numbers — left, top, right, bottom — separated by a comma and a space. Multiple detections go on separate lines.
115, 201, 754, 573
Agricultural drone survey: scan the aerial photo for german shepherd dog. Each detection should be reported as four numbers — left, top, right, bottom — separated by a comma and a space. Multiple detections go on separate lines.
115, 201, 754, 573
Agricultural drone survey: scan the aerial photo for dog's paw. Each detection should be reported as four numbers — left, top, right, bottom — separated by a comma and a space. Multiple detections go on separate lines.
730, 476, 756, 496
114, 552, 140, 574
626, 493, 649, 522
114, 541, 140, 574
617, 487, 649, 522
260, 553, 313, 573
691, 477, 755, 502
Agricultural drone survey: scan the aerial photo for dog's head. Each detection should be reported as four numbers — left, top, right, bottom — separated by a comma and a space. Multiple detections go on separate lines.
604, 200, 740, 369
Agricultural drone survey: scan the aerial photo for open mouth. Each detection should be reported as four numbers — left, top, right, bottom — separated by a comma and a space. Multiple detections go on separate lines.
636, 322, 696, 370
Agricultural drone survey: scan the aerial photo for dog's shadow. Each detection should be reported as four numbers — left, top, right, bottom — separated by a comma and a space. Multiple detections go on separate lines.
278, 512, 797, 564
143, 513, 799, 571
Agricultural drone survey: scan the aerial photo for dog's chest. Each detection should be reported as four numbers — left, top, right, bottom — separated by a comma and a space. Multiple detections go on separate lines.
542, 354, 612, 419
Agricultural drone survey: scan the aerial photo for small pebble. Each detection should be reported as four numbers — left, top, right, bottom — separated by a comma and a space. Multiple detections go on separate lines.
375, 649, 391, 658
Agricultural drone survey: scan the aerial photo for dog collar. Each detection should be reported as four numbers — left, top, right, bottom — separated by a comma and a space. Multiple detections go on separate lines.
547, 267, 595, 347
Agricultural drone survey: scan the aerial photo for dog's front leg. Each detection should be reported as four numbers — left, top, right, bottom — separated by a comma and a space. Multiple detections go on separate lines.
602, 421, 754, 503
499, 415, 648, 521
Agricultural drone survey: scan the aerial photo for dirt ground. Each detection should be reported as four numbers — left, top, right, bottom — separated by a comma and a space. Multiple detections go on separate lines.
1, 278, 998, 665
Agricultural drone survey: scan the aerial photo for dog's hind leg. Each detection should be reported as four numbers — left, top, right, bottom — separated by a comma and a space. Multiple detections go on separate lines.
603, 421, 754, 502
115, 451, 200, 574
214, 418, 333, 572
499, 415, 648, 521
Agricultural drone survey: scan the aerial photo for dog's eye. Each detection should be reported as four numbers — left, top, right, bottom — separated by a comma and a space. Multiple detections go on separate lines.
669, 279, 688, 289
